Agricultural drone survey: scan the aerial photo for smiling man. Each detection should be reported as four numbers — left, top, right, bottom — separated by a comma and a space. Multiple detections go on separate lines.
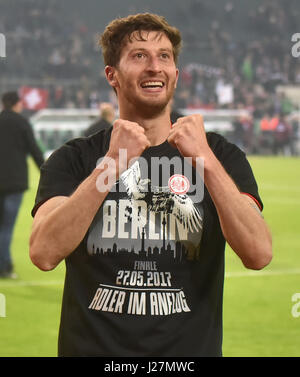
29, 13, 272, 357
105, 30, 179, 120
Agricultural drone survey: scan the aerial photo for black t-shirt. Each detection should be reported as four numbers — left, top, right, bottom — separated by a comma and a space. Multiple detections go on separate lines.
32, 128, 263, 357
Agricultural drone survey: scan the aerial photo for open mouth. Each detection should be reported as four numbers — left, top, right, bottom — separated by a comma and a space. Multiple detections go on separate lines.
140, 81, 165, 89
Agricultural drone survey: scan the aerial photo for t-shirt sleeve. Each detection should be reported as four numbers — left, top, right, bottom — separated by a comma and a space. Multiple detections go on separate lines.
207, 133, 263, 211
31, 142, 85, 217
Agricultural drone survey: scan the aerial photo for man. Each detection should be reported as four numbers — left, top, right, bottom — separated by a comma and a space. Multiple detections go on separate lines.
30, 13, 272, 357
0, 91, 44, 278
84, 102, 115, 137
272, 113, 292, 155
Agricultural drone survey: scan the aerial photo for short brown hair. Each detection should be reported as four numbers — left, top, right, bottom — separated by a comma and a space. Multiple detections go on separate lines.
99, 13, 182, 67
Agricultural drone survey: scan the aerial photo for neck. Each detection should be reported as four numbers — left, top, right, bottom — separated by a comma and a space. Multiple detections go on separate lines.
119, 105, 172, 146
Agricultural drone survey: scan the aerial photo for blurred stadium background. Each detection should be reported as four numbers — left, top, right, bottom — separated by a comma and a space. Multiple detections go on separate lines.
0, 0, 300, 357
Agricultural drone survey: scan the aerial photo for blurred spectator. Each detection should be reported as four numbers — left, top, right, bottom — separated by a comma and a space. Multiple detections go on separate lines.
233, 115, 254, 153
259, 112, 274, 152
0, 91, 44, 278
84, 102, 115, 137
273, 114, 293, 155
232, 117, 245, 150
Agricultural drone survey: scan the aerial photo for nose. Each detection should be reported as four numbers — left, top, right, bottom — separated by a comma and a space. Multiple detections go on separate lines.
146, 55, 162, 73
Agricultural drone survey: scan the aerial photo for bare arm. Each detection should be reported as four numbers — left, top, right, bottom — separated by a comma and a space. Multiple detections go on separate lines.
29, 164, 115, 271
168, 114, 272, 270
30, 119, 150, 271
203, 152, 272, 269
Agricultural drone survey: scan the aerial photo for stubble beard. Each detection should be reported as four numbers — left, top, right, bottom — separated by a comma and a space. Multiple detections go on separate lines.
136, 98, 170, 119
131, 85, 175, 119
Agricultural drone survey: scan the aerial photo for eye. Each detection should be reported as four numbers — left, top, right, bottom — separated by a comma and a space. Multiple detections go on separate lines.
134, 52, 146, 59
161, 52, 171, 60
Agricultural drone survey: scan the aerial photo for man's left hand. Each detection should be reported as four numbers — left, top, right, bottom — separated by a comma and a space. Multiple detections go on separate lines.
167, 114, 212, 163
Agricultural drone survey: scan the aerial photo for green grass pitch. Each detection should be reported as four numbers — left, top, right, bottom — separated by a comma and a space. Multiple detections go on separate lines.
0, 156, 299, 357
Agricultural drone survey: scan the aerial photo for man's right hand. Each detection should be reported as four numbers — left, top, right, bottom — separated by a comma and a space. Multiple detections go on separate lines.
106, 119, 151, 176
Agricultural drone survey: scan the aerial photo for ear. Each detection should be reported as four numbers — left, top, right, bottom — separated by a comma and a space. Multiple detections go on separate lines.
105, 66, 118, 89
174, 68, 179, 89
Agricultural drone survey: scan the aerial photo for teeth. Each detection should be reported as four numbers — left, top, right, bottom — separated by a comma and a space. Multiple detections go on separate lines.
141, 81, 164, 88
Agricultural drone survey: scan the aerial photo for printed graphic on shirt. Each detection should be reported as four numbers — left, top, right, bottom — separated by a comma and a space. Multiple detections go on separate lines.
87, 161, 203, 259
88, 262, 192, 316
86, 160, 203, 316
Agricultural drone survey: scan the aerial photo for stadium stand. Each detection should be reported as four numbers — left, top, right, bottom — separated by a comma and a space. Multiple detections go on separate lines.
0, 0, 300, 154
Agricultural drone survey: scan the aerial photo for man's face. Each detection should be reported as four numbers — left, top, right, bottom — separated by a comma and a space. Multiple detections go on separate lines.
106, 31, 179, 116
13, 100, 23, 113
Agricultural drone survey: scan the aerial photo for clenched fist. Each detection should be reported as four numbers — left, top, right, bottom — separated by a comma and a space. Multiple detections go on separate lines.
106, 119, 151, 176
168, 114, 213, 164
